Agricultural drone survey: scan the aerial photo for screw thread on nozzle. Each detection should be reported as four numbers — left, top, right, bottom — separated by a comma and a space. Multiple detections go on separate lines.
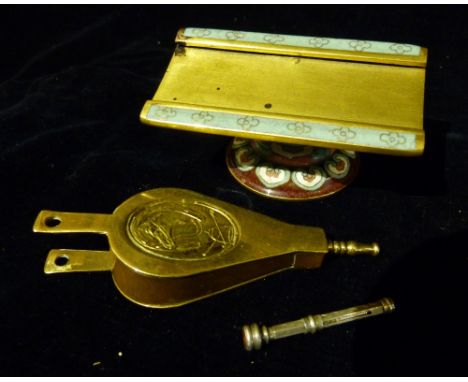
328, 240, 379, 256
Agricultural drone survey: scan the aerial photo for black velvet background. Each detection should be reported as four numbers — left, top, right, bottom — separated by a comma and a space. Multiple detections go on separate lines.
1, 5, 467, 376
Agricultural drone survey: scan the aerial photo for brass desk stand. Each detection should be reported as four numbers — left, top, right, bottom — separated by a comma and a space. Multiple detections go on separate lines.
140, 28, 427, 200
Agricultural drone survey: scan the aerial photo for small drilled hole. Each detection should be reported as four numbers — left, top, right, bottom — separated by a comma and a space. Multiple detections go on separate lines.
45, 217, 61, 227
173, 97, 177, 100
367, 310, 372, 315
216, 87, 221, 90
264, 103, 272, 109
55, 255, 69, 266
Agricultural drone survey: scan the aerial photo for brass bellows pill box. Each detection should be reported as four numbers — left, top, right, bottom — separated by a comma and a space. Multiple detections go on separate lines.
34, 188, 378, 308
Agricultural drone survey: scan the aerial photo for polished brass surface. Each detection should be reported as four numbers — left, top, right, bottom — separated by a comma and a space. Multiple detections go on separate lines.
140, 28, 427, 156
34, 188, 380, 308
44, 249, 115, 274
176, 29, 427, 67
242, 297, 395, 351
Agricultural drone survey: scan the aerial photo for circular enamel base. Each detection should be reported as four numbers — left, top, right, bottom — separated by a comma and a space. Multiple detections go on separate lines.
226, 139, 359, 200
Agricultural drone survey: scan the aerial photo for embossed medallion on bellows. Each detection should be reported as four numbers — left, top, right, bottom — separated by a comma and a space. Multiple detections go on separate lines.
127, 201, 239, 260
